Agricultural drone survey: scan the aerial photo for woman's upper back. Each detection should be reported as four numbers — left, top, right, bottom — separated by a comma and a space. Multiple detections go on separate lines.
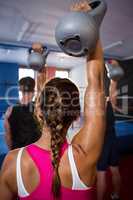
16, 141, 94, 200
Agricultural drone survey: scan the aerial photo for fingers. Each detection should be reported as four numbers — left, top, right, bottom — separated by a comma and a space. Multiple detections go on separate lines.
70, 1, 91, 12
70, 2, 81, 11
31, 42, 44, 54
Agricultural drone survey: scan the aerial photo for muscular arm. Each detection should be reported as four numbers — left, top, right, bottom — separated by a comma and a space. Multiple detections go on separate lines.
109, 80, 117, 106
73, 41, 105, 164
109, 80, 123, 113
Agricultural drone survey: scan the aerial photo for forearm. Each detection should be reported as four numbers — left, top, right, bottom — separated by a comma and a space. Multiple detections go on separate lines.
87, 41, 104, 92
85, 41, 105, 120
37, 68, 47, 93
5, 131, 12, 149
89, 40, 104, 62
4, 118, 12, 149
109, 80, 118, 110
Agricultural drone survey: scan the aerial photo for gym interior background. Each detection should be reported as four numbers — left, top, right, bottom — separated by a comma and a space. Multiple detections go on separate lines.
0, 0, 133, 199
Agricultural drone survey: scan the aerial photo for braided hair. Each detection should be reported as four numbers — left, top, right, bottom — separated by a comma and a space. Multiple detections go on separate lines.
35, 78, 80, 198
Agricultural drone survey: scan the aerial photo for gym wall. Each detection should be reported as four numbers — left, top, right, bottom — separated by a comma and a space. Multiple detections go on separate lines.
0, 62, 19, 118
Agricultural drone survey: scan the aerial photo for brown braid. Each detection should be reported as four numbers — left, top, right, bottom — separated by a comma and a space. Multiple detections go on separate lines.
36, 78, 80, 198
51, 123, 64, 198
43, 86, 65, 198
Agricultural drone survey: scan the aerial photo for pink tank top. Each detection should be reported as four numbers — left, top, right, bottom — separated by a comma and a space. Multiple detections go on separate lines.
19, 141, 94, 200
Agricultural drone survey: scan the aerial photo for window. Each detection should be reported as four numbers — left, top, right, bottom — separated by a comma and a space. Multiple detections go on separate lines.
19, 68, 35, 99
19, 68, 35, 80
55, 70, 69, 78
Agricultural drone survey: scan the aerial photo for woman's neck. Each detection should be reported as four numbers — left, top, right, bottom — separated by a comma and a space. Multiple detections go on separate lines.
36, 126, 68, 150
36, 126, 52, 150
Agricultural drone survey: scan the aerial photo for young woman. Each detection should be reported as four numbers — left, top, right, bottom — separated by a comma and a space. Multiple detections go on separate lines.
0, 2, 105, 200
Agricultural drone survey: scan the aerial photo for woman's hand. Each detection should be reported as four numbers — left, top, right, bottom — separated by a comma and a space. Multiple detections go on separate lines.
31, 42, 44, 54
71, 0, 92, 12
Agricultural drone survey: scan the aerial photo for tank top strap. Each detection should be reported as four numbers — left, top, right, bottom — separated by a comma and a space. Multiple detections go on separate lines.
16, 147, 29, 197
68, 145, 89, 190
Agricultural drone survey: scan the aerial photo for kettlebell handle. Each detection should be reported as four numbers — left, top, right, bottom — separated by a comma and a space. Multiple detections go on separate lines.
88, 0, 107, 26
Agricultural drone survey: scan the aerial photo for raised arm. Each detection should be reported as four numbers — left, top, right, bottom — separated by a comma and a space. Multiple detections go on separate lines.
73, 39, 105, 164
108, 60, 124, 113
31, 42, 47, 94
109, 80, 118, 108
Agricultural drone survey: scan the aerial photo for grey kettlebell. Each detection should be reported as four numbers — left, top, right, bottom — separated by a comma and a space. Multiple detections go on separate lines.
105, 62, 124, 81
28, 47, 48, 71
55, 0, 107, 57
